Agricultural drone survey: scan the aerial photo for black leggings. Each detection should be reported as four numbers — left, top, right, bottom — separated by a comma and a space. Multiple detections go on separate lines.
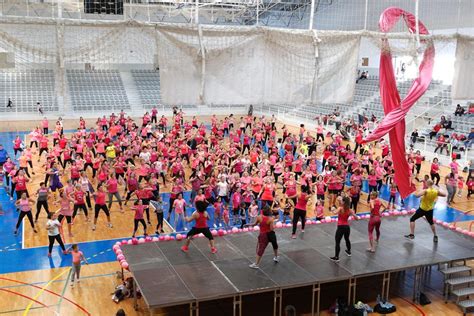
430, 173, 440, 185
156, 212, 164, 231
350, 195, 360, 213
133, 219, 147, 234
367, 185, 377, 202
73, 204, 89, 218
35, 201, 49, 221
94, 204, 110, 218
335, 225, 351, 257
16, 211, 35, 230
292, 209, 306, 234
48, 234, 66, 253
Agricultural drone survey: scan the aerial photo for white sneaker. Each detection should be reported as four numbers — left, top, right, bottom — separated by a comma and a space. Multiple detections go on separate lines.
273, 256, 280, 263
70, 281, 74, 287
108, 223, 113, 228
92, 225, 96, 231
249, 263, 259, 269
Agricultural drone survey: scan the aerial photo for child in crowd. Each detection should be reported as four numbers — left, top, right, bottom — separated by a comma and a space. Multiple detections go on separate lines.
68, 243, 88, 287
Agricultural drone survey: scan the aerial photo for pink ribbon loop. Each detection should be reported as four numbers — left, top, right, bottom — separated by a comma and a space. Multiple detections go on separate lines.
362, 7, 435, 198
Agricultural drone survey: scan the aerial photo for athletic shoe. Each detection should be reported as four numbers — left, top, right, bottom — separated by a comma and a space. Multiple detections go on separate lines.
13, 230, 18, 235
273, 256, 280, 263
70, 281, 74, 288
108, 223, 113, 228
249, 263, 259, 269
181, 245, 189, 253
33, 229, 38, 233
330, 256, 340, 262
345, 250, 351, 257
211, 247, 217, 254
92, 225, 96, 231
291, 234, 296, 239
404, 234, 415, 240
301, 229, 305, 233
160, 229, 165, 234
433, 235, 438, 243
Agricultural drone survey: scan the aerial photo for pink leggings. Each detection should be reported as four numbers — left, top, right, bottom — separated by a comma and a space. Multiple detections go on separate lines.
368, 216, 381, 241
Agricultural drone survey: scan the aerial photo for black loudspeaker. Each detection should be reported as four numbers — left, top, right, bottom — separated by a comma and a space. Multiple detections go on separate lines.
84, 0, 123, 15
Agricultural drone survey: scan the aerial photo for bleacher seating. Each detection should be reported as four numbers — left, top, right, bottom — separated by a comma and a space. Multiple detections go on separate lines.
131, 70, 161, 109
67, 69, 130, 112
0, 69, 57, 113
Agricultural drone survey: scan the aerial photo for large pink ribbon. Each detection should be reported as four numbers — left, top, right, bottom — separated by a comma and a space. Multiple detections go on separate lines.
362, 7, 435, 198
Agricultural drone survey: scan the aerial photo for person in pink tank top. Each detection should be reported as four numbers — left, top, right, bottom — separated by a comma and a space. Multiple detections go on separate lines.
181, 201, 217, 254
330, 196, 359, 262
248, 205, 279, 269
14, 192, 37, 235
67, 244, 88, 287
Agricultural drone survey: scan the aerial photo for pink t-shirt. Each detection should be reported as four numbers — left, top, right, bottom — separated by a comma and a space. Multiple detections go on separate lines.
72, 251, 83, 264
173, 199, 186, 214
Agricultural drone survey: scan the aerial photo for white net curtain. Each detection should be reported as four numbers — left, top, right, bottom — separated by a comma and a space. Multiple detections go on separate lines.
156, 25, 360, 105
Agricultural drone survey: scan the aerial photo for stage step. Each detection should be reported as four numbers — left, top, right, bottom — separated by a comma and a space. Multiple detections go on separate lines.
452, 287, 474, 302
440, 266, 472, 276
458, 299, 474, 315
446, 276, 474, 287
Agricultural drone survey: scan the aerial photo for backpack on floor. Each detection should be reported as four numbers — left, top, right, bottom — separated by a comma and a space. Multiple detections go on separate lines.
419, 292, 431, 305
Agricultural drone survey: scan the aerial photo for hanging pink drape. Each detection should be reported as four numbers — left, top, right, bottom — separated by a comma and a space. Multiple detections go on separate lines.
362, 7, 435, 198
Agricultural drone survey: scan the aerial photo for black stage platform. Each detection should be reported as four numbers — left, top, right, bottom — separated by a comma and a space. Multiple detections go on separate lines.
121, 216, 474, 315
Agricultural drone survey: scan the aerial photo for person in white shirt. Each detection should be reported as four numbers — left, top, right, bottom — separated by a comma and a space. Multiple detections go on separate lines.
46, 212, 67, 257
217, 176, 229, 204
139, 147, 151, 163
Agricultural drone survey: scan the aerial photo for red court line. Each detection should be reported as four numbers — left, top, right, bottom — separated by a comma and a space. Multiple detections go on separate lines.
0, 277, 90, 315
0, 288, 49, 308
395, 295, 426, 316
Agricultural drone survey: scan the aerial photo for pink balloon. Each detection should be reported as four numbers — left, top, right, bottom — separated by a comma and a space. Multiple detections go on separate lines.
394, 211, 401, 216
253, 226, 260, 231
243, 228, 249, 232
223, 230, 228, 235
382, 213, 388, 217
121, 261, 129, 270
159, 235, 165, 241
152, 237, 159, 242
169, 236, 175, 241
455, 227, 462, 232
231, 227, 238, 233
238, 228, 243, 233
176, 234, 183, 241
315, 220, 321, 224
461, 229, 468, 235
469, 232, 474, 237
115, 250, 123, 256
218, 229, 225, 236
131, 238, 138, 245
211, 230, 218, 236
297, 222, 302, 227
325, 216, 331, 222
145, 236, 152, 242
275, 222, 283, 228
305, 219, 312, 225
113, 245, 120, 251
311, 220, 317, 225
285, 223, 292, 228
198, 233, 204, 238
114, 242, 121, 247
138, 238, 145, 244
450, 225, 457, 231
401, 210, 408, 215
121, 240, 128, 245
127, 240, 133, 245
117, 254, 125, 261
164, 235, 170, 241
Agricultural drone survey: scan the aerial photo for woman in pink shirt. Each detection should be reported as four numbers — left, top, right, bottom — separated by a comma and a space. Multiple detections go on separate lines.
173, 193, 188, 230
106, 172, 123, 212
131, 199, 148, 237
58, 191, 75, 237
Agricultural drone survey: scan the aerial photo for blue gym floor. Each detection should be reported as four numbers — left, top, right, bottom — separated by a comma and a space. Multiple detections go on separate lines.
0, 131, 473, 274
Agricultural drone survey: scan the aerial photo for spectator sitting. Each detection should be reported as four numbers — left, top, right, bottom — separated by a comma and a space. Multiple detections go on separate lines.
442, 116, 453, 130
465, 128, 474, 149
454, 104, 465, 116
469, 103, 474, 116
356, 71, 368, 83
410, 129, 419, 145
429, 123, 442, 139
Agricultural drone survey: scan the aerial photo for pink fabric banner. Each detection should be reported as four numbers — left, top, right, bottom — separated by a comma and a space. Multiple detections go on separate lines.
362, 7, 435, 198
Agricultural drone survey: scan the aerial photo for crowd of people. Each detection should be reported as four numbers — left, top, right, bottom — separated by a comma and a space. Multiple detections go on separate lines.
0, 108, 472, 263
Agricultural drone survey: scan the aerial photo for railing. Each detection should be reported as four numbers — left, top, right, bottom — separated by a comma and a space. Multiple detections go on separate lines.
405, 98, 447, 136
